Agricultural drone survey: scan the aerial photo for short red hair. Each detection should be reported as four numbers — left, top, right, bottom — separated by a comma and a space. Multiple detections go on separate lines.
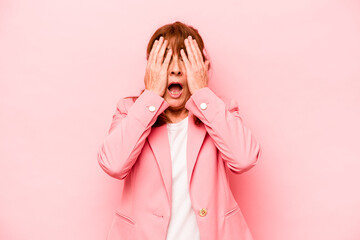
128, 21, 210, 127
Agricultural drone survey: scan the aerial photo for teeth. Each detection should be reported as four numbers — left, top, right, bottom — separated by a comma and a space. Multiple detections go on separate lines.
170, 90, 181, 95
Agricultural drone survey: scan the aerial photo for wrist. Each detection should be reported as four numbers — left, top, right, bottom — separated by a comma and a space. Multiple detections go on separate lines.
145, 88, 164, 97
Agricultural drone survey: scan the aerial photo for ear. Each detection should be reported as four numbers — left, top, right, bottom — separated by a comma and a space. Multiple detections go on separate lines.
202, 48, 210, 71
205, 60, 210, 71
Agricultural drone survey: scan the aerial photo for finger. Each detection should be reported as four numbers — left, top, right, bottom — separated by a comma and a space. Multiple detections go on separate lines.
163, 47, 172, 64
152, 36, 165, 64
184, 37, 196, 66
148, 40, 158, 66
189, 37, 202, 66
193, 39, 206, 64
162, 48, 172, 69
180, 48, 191, 70
156, 39, 168, 65
149, 39, 164, 66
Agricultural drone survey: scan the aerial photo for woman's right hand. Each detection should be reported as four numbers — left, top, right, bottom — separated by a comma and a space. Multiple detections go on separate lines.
144, 36, 172, 97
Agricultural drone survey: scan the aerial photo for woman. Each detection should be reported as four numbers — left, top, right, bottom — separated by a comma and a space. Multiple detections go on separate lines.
97, 21, 262, 240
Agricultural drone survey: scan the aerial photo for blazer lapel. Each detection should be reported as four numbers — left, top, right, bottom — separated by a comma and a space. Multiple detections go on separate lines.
147, 112, 207, 206
186, 112, 207, 186
147, 124, 173, 205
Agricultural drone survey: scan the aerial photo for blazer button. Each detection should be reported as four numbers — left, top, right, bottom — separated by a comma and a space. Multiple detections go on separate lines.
200, 103, 207, 110
199, 208, 207, 217
148, 106, 156, 112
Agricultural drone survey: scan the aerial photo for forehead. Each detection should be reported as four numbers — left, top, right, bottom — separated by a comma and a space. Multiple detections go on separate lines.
165, 36, 178, 47
165, 38, 186, 57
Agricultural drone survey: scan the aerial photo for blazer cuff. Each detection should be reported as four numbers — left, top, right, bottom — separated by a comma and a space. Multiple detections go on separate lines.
185, 87, 225, 123
127, 89, 169, 128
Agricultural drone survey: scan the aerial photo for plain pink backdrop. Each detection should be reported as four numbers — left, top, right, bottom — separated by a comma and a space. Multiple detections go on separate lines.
1, 0, 360, 239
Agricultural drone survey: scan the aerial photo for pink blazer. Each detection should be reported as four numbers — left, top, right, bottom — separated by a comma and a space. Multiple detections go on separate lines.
97, 87, 262, 240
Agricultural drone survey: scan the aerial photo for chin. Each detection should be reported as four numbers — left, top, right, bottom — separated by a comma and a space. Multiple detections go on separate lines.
166, 98, 185, 108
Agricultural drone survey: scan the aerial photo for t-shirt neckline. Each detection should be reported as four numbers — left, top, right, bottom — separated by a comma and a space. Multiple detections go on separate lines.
167, 116, 189, 130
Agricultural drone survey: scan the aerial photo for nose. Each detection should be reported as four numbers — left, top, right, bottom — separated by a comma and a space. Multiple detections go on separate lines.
170, 68, 182, 76
168, 55, 183, 77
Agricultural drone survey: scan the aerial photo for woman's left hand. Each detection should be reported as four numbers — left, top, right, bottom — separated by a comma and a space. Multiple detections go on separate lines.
180, 35, 210, 95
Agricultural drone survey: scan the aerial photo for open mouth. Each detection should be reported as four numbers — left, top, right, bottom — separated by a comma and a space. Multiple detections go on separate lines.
167, 82, 183, 98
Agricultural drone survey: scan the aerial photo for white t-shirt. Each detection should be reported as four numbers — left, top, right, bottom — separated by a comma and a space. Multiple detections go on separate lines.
166, 116, 201, 240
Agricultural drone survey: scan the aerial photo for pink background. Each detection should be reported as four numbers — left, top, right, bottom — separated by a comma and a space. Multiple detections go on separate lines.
1, 0, 360, 239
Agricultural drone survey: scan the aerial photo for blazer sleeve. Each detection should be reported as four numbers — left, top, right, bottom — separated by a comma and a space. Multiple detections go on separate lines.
97, 89, 170, 180
185, 87, 262, 174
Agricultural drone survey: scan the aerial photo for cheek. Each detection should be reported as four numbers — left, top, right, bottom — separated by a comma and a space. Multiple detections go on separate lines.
184, 86, 191, 96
